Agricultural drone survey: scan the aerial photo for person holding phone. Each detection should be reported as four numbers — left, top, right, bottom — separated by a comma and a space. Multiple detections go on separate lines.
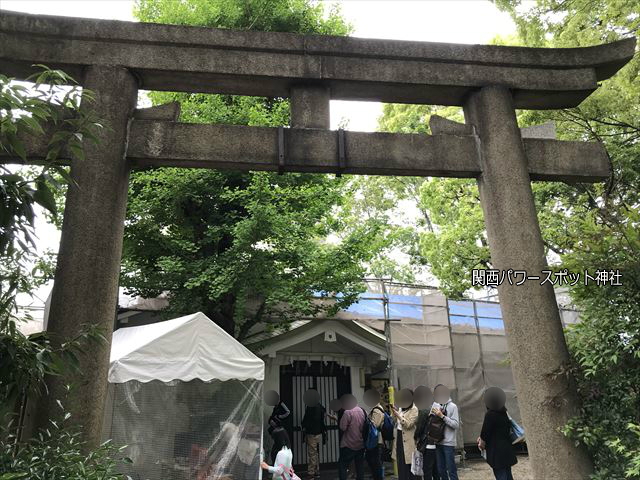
391, 389, 419, 480
433, 384, 460, 480
414, 385, 439, 480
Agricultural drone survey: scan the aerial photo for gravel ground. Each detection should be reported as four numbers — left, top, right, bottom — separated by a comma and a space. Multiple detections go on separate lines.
457, 455, 532, 480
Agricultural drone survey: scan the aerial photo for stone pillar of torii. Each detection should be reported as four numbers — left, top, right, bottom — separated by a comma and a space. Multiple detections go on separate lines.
0, 11, 635, 479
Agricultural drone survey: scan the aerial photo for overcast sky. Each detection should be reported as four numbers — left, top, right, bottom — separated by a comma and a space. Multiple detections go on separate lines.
2, 0, 520, 316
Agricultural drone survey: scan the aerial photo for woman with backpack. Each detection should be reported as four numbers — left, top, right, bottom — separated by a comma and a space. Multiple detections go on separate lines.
477, 387, 518, 480
261, 427, 300, 480
391, 388, 419, 480
363, 389, 387, 480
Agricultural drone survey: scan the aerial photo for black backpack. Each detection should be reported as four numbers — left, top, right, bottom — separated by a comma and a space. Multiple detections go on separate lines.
425, 405, 448, 445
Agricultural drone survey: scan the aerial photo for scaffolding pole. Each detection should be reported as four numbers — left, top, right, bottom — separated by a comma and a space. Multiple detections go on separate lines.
381, 279, 399, 390
445, 297, 466, 468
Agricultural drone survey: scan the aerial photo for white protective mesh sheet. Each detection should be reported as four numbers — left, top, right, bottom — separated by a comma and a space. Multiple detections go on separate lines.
310, 281, 576, 446
448, 299, 519, 445
104, 379, 263, 480
344, 282, 523, 446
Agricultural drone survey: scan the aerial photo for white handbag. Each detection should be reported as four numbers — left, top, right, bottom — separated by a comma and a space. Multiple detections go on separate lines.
411, 450, 424, 475
279, 465, 301, 480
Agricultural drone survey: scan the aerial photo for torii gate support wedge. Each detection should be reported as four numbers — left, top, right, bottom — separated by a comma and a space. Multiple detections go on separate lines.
0, 11, 635, 479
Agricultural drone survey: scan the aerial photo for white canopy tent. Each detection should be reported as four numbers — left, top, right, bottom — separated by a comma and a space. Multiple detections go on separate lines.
103, 312, 265, 480
109, 311, 265, 383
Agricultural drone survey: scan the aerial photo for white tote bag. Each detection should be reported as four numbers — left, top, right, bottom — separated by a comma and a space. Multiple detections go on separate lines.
279, 465, 301, 480
411, 450, 423, 475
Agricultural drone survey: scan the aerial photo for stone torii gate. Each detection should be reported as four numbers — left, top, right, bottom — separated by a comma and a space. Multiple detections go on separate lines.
0, 11, 635, 479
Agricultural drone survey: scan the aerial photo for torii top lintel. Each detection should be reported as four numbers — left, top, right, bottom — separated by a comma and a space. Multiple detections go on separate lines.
0, 11, 635, 110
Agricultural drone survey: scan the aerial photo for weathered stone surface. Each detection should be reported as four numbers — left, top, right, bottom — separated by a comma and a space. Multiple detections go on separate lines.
521, 122, 556, 139
35, 65, 138, 449
134, 101, 181, 121
126, 121, 480, 176
525, 138, 609, 181
464, 86, 593, 479
0, 11, 634, 109
431, 115, 558, 140
429, 115, 474, 135
124, 121, 608, 181
0, 11, 632, 77
290, 84, 330, 129
0, 120, 610, 182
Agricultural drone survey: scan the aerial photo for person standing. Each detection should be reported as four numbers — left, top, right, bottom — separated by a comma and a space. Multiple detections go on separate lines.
433, 385, 460, 480
415, 404, 439, 480
301, 390, 326, 480
364, 389, 385, 480
328, 401, 357, 480
338, 394, 366, 480
478, 387, 517, 480
414, 385, 439, 480
391, 388, 419, 480
268, 398, 291, 463
261, 428, 295, 480
269, 425, 290, 469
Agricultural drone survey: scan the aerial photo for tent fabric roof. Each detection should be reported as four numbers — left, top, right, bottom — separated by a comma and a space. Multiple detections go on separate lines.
108, 312, 264, 383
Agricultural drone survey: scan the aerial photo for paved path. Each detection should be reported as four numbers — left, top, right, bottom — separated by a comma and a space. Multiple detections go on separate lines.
456, 456, 532, 480
315, 455, 532, 479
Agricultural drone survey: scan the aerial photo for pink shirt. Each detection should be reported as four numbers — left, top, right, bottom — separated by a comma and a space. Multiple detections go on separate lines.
339, 407, 365, 450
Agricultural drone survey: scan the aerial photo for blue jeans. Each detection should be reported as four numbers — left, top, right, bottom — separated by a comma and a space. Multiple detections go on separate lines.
492, 466, 514, 480
436, 445, 458, 480
365, 445, 383, 480
338, 447, 364, 480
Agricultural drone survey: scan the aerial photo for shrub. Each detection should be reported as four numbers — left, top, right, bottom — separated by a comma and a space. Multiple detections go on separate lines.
0, 408, 131, 480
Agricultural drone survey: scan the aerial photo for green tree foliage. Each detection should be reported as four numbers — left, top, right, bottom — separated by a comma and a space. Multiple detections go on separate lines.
127, 0, 378, 338
135, 0, 351, 35
1, 405, 129, 480
560, 213, 640, 479
337, 174, 423, 284
354, 103, 487, 294
134, 0, 352, 131
124, 168, 375, 339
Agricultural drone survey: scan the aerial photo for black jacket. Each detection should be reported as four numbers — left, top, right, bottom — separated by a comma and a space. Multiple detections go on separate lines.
414, 410, 430, 442
268, 401, 290, 434
480, 408, 517, 470
302, 404, 327, 435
